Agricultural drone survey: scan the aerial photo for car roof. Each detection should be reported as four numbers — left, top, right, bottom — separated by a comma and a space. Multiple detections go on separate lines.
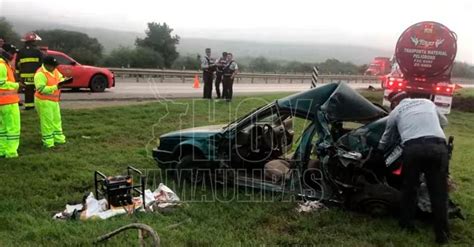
277, 82, 387, 122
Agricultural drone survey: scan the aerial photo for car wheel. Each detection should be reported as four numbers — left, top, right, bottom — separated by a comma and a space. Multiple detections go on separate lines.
175, 154, 209, 185
90, 74, 108, 92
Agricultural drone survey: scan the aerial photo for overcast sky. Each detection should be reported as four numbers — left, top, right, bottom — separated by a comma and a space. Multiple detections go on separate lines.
1, 0, 473, 63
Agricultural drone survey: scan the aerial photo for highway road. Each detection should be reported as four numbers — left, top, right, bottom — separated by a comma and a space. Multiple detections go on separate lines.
59, 80, 384, 101
37, 79, 470, 108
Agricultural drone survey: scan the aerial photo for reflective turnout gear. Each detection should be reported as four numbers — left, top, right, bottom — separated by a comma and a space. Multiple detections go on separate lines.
0, 58, 20, 105
0, 58, 20, 158
16, 45, 43, 85
17, 44, 43, 109
35, 99, 65, 147
0, 103, 20, 158
34, 65, 65, 147
35, 66, 62, 102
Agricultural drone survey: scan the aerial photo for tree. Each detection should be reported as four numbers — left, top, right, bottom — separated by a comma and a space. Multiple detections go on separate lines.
102, 47, 164, 69
102, 47, 135, 68
248, 56, 281, 72
136, 22, 180, 68
0, 17, 20, 45
171, 55, 200, 70
132, 47, 164, 68
35, 29, 103, 65
452, 62, 474, 79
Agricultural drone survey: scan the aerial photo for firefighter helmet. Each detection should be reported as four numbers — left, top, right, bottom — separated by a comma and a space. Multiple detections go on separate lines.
21, 32, 42, 42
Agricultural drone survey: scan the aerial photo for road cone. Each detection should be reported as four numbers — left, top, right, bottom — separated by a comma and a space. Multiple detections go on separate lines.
193, 75, 200, 88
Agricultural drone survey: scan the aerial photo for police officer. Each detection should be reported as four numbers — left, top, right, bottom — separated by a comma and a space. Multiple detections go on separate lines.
16, 32, 43, 110
222, 53, 238, 102
378, 91, 450, 244
200, 48, 216, 99
0, 43, 21, 158
34, 56, 69, 148
214, 52, 227, 99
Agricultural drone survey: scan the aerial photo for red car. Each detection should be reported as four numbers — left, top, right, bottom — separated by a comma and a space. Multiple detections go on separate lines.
45, 49, 115, 92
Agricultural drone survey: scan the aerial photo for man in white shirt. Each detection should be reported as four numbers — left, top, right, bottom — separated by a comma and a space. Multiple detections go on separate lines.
222, 53, 238, 102
200, 48, 216, 99
379, 91, 450, 244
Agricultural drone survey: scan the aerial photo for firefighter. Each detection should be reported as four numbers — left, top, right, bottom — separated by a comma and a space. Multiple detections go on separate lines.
222, 53, 238, 102
17, 32, 43, 110
34, 56, 67, 148
200, 48, 216, 99
0, 43, 21, 158
378, 91, 450, 244
214, 52, 227, 99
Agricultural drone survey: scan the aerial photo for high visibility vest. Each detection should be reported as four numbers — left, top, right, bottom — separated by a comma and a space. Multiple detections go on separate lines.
34, 67, 61, 102
0, 59, 20, 105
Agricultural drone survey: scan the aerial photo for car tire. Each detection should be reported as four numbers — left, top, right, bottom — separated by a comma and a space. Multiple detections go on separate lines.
175, 154, 210, 185
89, 74, 108, 92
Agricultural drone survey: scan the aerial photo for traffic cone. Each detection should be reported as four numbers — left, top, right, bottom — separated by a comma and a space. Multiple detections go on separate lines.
193, 75, 200, 88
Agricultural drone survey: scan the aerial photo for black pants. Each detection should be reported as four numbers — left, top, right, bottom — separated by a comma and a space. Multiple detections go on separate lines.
222, 76, 234, 100
24, 84, 36, 109
401, 138, 449, 240
215, 72, 223, 98
202, 72, 214, 99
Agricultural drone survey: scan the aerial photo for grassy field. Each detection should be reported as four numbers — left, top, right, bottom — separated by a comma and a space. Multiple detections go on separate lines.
1, 91, 473, 246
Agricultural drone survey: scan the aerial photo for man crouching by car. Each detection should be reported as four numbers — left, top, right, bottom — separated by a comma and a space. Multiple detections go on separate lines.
378, 91, 450, 244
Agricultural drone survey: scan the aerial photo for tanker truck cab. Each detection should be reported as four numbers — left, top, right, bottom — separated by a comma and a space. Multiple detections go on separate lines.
40, 47, 115, 92
382, 22, 457, 114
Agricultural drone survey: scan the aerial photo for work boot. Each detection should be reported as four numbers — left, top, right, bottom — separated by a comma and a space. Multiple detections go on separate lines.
5, 152, 19, 158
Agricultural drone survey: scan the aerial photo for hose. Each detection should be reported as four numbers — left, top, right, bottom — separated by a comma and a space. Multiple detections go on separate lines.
93, 223, 160, 246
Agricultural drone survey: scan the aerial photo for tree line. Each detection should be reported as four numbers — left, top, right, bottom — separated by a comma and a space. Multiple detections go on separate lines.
2, 17, 473, 77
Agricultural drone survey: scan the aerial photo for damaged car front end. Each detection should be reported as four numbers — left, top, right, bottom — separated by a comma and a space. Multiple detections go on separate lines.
153, 82, 463, 218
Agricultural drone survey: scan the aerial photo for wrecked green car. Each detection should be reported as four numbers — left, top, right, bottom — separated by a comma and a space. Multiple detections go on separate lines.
153, 82, 462, 217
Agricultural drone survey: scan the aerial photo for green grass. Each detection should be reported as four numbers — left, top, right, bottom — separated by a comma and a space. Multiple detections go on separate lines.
1, 91, 474, 246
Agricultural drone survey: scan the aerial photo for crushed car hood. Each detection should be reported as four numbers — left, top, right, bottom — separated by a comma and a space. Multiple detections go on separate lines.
160, 124, 225, 138
277, 82, 387, 122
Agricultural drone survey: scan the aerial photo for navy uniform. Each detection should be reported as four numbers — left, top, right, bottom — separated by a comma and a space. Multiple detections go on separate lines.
200, 48, 216, 99
222, 53, 238, 102
379, 91, 450, 244
214, 52, 227, 98
16, 32, 43, 110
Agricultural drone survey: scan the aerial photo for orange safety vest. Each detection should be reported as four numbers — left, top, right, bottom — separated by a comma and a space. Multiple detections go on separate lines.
34, 67, 61, 102
0, 59, 20, 105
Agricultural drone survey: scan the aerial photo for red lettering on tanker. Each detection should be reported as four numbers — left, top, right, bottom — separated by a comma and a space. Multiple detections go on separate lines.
395, 22, 456, 78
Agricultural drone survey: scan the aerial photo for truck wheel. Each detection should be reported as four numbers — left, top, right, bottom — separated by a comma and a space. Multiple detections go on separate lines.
90, 74, 108, 92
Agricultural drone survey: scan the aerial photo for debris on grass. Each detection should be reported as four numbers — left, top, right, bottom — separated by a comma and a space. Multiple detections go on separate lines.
296, 201, 326, 213
53, 183, 181, 220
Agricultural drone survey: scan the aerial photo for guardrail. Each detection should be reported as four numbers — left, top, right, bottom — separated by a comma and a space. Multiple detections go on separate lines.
109, 68, 474, 85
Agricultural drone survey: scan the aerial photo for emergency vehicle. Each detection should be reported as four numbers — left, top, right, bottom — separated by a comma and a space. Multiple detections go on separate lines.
43, 48, 115, 92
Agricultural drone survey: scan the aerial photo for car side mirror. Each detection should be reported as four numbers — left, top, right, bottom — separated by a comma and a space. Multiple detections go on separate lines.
69, 61, 77, 66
